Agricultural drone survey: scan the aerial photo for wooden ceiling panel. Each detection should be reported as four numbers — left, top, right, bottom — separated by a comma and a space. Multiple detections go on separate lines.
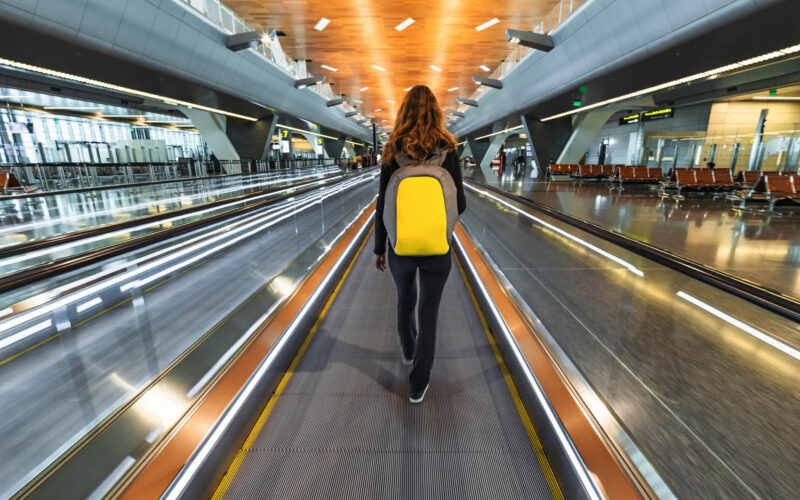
225, 0, 562, 126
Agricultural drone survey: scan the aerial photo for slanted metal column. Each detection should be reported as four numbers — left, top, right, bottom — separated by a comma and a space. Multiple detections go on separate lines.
747, 109, 769, 171
181, 107, 240, 172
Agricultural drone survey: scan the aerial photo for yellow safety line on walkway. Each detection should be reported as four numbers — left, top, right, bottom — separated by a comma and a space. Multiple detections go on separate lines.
455, 256, 565, 500
211, 228, 372, 500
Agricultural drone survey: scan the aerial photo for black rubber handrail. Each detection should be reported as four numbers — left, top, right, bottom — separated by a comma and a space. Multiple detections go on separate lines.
0, 164, 338, 200
467, 179, 800, 324
0, 169, 376, 295
0, 169, 350, 260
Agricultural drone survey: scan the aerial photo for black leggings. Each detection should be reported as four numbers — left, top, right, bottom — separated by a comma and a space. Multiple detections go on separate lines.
387, 246, 451, 392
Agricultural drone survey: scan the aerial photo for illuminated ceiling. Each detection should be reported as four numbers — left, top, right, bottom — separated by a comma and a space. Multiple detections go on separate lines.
224, 0, 564, 127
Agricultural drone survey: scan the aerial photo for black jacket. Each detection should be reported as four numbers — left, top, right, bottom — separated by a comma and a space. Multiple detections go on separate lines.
374, 150, 466, 255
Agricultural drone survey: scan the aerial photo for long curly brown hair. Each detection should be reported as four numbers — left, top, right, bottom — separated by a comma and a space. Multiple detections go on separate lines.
382, 85, 456, 165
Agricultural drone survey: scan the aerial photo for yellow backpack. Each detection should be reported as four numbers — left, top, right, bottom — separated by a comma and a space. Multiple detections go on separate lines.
383, 152, 458, 256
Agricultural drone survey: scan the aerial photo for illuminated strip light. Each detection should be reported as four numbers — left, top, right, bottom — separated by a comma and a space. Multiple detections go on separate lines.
0, 57, 258, 122
453, 234, 602, 500
0, 308, 12, 319
0, 320, 52, 350
275, 123, 338, 141
753, 96, 800, 101
76, 297, 103, 314
465, 184, 644, 277
474, 125, 524, 141
0, 173, 377, 344
162, 211, 375, 500
371, 65, 387, 72
677, 291, 800, 361
541, 43, 800, 122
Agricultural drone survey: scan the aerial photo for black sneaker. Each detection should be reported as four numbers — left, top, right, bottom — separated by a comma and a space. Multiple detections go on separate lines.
409, 384, 429, 404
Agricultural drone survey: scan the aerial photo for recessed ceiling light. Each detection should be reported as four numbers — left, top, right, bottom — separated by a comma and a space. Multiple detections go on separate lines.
315, 18, 330, 31
753, 96, 800, 100
395, 18, 415, 31
447, 87, 458, 92
480, 65, 491, 72
404, 87, 413, 91
360, 87, 369, 91
352, 99, 362, 103
320, 64, 338, 72
475, 18, 499, 31
429, 65, 442, 72
387, 99, 395, 103
374, 108, 382, 112
371, 64, 387, 72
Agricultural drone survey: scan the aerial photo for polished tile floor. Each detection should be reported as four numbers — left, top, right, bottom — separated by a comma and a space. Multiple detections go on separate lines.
481, 172, 800, 300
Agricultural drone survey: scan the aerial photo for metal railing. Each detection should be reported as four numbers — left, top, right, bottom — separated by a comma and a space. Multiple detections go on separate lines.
1, 158, 352, 194
177, 0, 365, 122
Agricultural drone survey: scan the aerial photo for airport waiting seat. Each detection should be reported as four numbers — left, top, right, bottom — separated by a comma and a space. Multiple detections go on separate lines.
571, 164, 610, 180
646, 168, 664, 181
765, 175, 799, 210
711, 169, 735, 190
548, 164, 577, 176
729, 174, 799, 210
0, 171, 37, 195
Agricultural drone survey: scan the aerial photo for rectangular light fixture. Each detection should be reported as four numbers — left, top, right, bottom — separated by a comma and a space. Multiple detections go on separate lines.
386, 99, 395, 103
447, 87, 458, 92
753, 96, 800, 100
395, 18, 414, 31
360, 86, 369, 91
371, 65, 387, 72
101, 114, 146, 118
374, 108, 382, 112
404, 87, 413, 91
429, 65, 442, 72
44, 106, 104, 111
479, 65, 491, 72
314, 18, 330, 31
351, 99, 363, 103
475, 18, 499, 31
320, 64, 338, 72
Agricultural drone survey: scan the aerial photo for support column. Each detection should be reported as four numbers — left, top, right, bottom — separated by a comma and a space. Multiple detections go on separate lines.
324, 138, 345, 159
459, 141, 472, 160
521, 114, 572, 178
181, 107, 240, 169
226, 113, 278, 161
557, 97, 655, 164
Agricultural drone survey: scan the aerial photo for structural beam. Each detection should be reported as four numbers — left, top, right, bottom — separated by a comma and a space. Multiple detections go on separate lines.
472, 76, 503, 89
506, 29, 555, 51
225, 31, 267, 52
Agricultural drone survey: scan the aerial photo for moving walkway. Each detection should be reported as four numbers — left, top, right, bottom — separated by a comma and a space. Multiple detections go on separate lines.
2, 168, 797, 499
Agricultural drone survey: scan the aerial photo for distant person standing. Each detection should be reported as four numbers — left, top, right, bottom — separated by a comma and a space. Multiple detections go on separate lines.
374, 85, 466, 404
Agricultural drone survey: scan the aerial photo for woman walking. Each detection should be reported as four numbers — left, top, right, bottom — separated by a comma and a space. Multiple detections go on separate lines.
373, 85, 466, 404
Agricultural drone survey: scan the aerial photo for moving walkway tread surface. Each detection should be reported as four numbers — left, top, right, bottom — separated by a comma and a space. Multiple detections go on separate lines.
217, 241, 558, 499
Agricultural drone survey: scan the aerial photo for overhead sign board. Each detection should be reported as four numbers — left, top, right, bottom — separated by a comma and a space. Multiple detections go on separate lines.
619, 113, 641, 126
642, 108, 674, 121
